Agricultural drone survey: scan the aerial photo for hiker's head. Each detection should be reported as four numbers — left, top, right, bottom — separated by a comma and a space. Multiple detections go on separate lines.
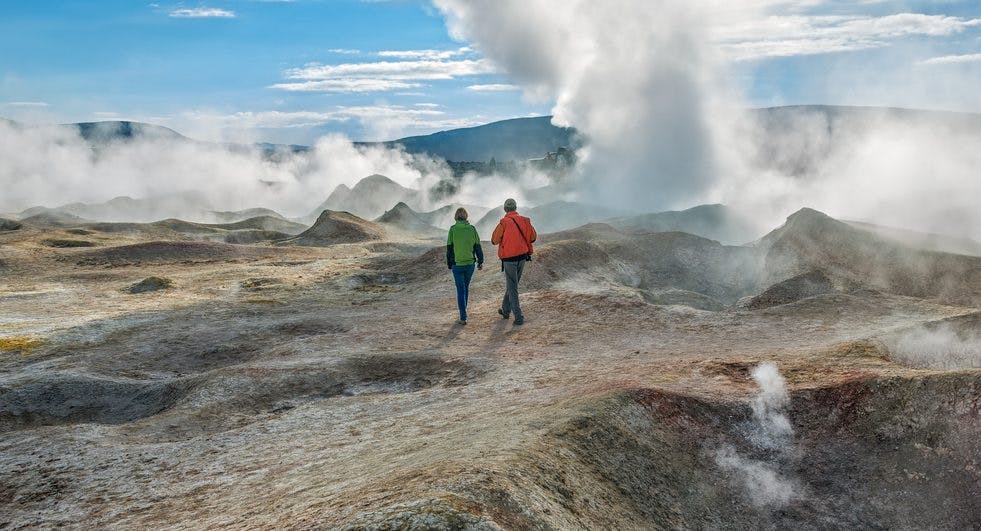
454, 207, 468, 221
503, 198, 517, 212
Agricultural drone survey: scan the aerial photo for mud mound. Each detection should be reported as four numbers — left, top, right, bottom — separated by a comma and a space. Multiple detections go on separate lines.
605, 231, 759, 304
399, 373, 979, 529
150, 218, 221, 235
81, 222, 182, 239
760, 208, 981, 307
20, 211, 91, 227
608, 203, 760, 244
71, 241, 280, 266
125, 276, 173, 294
206, 215, 306, 234
207, 208, 286, 224
0, 374, 192, 428
743, 270, 833, 309
522, 239, 616, 290
285, 210, 385, 247
42, 238, 96, 248
375, 202, 441, 235
308, 174, 421, 220
372, 247, 447, 284
537, 222, 629, 244
223, 229, 292, 244
0, 218, 21, 231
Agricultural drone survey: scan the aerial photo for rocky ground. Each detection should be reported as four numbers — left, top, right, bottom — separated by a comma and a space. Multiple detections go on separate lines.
0, 211, 978, 529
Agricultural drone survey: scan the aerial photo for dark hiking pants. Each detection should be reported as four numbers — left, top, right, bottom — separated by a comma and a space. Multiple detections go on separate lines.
501, 259, 526, 319
451, 264, 475, 321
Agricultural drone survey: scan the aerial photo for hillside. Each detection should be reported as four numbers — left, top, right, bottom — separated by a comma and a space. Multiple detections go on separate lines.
377, 116, 580, 162
758, 208, 981, 307
284, 209, 386, 246
306, 174, 421, 221
72, 121, 186, 144
608, 204, 761, 245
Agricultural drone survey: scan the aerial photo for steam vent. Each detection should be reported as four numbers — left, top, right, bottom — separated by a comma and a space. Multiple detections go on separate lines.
3, 0, 981, 527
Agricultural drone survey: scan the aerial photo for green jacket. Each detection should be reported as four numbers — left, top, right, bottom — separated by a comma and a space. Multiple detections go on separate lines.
446, 221, 483, 267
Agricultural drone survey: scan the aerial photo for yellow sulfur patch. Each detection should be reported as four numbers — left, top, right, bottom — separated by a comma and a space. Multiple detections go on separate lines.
0, 336, 44, 353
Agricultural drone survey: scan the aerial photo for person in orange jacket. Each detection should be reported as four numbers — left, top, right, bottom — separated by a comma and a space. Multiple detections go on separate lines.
491, 198, 537, 325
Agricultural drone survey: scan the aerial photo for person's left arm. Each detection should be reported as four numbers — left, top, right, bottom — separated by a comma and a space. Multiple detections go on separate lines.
472, 226, 484, 269
446, 229, 455, 269
527, 219, 538, 243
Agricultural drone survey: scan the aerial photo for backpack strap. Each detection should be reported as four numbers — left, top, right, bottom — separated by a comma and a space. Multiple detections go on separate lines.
509, 217, 530, 253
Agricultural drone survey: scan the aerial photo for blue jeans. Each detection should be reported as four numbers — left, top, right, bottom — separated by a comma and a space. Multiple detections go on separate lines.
451, 264, 475, 320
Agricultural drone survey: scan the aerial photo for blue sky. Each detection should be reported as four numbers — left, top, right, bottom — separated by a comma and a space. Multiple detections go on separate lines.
1, 0, 979, 144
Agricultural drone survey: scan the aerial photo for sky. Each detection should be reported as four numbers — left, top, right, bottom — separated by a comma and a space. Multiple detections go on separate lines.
1, 0, 979, 145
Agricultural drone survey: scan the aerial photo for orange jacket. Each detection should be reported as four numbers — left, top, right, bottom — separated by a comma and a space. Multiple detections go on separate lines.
491, 211, 537, 259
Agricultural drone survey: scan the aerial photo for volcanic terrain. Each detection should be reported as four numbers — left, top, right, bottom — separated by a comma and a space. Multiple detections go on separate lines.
0, 197, 978, 529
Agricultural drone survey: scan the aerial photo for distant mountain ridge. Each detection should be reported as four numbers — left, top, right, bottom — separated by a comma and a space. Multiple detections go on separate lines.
6, 106, 980, 165
371, 116, 580, 162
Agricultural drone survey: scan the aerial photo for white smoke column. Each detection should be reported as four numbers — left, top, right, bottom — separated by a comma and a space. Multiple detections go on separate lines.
434, 0, 739, 212
714, 445, 797, 508
714, 361, 798, 508
748, 361, 793, 450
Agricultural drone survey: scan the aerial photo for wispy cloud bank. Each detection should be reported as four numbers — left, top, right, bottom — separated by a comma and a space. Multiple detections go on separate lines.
169, 7, 236, 18
377, 47, 470, 60
281, 59, 494, 80
919, 52, 981, 65
4, 101, 49, 107
467, 83, 519, 91
716, 13, 981, 60
271, 57, 496, 93
270, 78, 421, 93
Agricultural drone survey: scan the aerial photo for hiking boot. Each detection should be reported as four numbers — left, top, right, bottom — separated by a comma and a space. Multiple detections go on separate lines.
457, 319, 467, 325
513, 317, 524, 325
497, 308, 509, 319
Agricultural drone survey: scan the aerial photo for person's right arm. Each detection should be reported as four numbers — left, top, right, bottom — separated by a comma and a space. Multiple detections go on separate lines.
491, 221, 504, 245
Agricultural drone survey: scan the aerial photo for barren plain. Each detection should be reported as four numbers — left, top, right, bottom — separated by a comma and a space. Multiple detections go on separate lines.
0, 206, 978, 529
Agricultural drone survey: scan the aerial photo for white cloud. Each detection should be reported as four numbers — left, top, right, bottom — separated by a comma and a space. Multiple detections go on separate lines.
377, 47, 470, 60
328, 48, 361, 54
169, 8, 236, 18
716, 13, 981, 60
414, 103, 441, 107
273, 56, 496, 93
919, 52, 981, 65
466, 83, 520, 91
270, 78, 421, 93
283, 59, 494, 80
4, 101, 49, 107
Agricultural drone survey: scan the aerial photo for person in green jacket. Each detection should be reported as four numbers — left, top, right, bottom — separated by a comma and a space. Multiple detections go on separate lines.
446, 207, 484, 324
